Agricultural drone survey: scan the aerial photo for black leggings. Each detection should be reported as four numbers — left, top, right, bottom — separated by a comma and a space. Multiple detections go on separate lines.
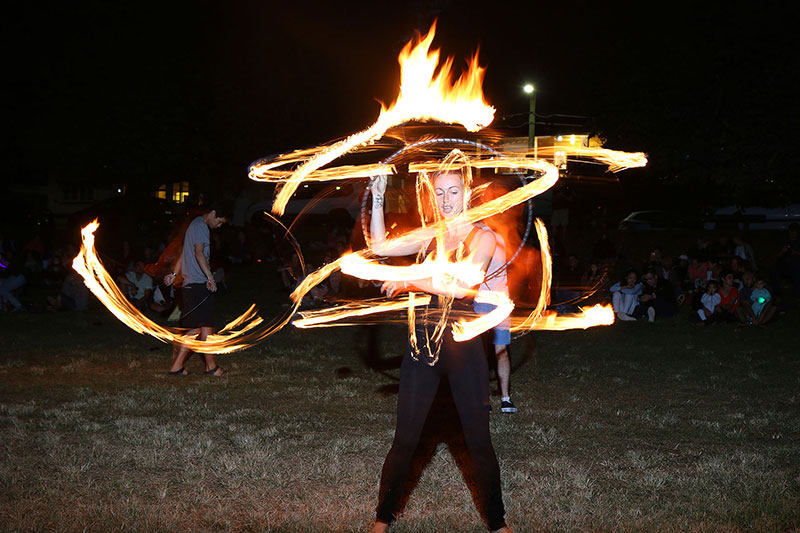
375, 331, 506, 530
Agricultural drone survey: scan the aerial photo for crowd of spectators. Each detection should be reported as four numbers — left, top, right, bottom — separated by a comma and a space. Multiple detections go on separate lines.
551, 222, 800, 327
0, 210, 360, 316
5, 209, 800, 332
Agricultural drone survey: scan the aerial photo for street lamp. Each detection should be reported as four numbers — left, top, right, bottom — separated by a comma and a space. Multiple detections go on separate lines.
523, 84, 536, 155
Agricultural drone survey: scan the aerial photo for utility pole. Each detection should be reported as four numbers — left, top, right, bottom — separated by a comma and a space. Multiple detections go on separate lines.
524, 84, 536, 157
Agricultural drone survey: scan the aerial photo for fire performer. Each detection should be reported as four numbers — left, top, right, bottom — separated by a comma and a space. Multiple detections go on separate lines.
165, 204, 229, 377
369, 171, 511, 533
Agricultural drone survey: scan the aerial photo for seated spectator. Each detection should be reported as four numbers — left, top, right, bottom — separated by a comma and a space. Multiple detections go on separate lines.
691, 280, 721, 325
632, 268, 677, 322
749, 276, 776, 325
708, 259, 724, 284
149, 277, 177, 315
716, 270, 739, 322
581, 260, 605, 288
42, 249, 67, 288
0, 250, 26, 312
730, 257, 747, 287
118, 260, 153, 312
47, 269, 89, 311
733, 236, 756, 270
552, 253, 583, 314
736, 270, 756, 320
609, 269, 641, 322
688, 257, 709, 291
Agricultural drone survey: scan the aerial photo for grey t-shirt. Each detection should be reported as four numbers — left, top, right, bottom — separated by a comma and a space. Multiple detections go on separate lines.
182, 216, 210, 284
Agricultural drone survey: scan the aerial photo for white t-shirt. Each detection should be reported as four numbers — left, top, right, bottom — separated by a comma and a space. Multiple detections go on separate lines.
125, 271, 153, 299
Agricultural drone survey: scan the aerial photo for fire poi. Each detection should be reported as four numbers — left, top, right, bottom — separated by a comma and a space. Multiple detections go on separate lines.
73, 22, 647, 355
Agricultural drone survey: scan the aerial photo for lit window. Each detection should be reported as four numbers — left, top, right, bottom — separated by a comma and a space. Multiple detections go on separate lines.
171, 181, 190, 203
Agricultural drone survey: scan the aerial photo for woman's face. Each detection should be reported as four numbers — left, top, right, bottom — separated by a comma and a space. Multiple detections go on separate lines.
723, 273, 734, 287
625, 271, 638, 285
433, 172, 466, 219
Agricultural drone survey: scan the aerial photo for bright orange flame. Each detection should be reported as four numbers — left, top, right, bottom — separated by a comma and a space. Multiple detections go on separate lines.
285, 144, 647, 342
250, 22, 495, 215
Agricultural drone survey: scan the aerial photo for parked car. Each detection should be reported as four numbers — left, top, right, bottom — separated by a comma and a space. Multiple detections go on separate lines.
702, 204, 800, 231
618, 210, 702, 232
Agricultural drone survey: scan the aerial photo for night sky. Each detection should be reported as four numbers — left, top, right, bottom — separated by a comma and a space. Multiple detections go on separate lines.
6, 1, 797, 203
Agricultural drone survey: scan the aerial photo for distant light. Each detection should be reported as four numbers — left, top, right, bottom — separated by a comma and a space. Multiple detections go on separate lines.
117, 188, 122, 193
569, 135, 576, 145
523, 84, 535, 94
557, 135, 563, 141
336, 186, 341, 190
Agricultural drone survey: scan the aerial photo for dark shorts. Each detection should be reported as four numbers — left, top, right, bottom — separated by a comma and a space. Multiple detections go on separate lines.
180, 283, 214, 329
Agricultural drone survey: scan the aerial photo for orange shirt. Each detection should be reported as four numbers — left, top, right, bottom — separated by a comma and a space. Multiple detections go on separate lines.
718, 285, 739, 312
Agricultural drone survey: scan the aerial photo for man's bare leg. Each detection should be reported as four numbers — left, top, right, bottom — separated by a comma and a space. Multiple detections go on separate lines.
169, 328, 200, 373
496, 344, 511, 399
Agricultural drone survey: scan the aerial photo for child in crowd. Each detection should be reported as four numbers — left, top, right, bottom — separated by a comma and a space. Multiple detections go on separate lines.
691, 280, 721, 325
750, 277, 775, 325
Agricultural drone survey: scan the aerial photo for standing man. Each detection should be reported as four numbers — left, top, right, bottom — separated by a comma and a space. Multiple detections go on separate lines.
474, 222, 516, 413
165, 204, 229, 376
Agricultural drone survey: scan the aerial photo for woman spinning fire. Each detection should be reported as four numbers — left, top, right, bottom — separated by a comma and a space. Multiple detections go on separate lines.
369, 164, 511, 533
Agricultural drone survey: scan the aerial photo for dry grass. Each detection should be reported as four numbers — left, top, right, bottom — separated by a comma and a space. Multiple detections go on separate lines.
1, 269, 799, 531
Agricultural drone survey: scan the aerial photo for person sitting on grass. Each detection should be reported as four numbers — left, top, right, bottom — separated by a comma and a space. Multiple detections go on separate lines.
117, 260, 153, 312
716, 270, 739, 323
691, 280, 721, 325
748, 276, 775, 326
47, 256, 89, 311
609, 269, 641, 322
632, 268, 677, 322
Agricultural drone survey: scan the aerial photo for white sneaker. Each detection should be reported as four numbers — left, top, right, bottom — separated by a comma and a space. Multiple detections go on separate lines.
616, 312, 636, 322
647, 307, 656, 323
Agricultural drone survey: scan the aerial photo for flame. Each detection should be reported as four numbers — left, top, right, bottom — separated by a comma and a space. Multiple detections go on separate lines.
250, 22, 495, 216
74, 22, 648, 355
72, 220, 294, 353
284, 144, 647, 342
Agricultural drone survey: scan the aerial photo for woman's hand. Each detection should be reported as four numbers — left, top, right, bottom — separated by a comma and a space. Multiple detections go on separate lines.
371, 175, 387, 197
381, 279, 408, 298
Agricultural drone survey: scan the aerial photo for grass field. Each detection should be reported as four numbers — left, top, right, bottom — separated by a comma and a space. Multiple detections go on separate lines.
2, 265, 799, 532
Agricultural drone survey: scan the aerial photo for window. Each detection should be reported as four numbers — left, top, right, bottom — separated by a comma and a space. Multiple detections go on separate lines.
172, 181, 190, 203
